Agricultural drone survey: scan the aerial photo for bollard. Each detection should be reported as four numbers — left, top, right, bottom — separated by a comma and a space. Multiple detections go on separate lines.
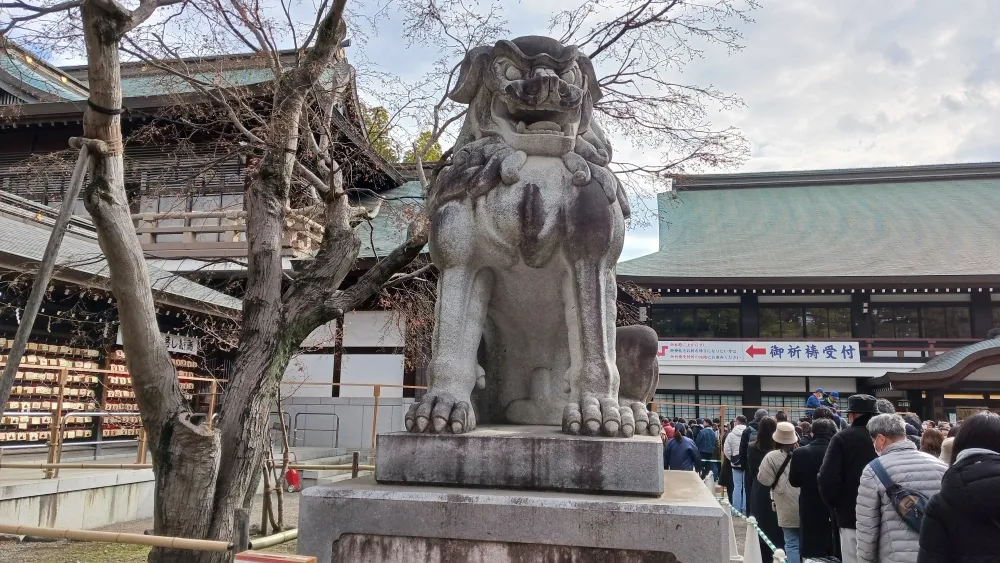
720, 500, 741, 562
703, 472, 717, 495
772, 548, 786, 563
743, 517, 764, 563
351, 451, 359, 478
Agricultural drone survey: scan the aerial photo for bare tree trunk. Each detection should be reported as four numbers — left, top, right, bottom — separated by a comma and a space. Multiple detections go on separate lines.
77, 4, 221, 562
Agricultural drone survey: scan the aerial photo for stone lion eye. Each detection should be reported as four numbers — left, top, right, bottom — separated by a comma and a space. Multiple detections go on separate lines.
504, 65, 522, 81
560, 68, 577, 84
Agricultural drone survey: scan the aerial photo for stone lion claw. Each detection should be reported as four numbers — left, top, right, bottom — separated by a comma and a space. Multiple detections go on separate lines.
405, 392, 477, 434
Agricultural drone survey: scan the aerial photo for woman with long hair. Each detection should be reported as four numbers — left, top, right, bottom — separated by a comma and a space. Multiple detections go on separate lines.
920, 428, 944, 458
918, 411, 1000, 563
747, 416, 784, 556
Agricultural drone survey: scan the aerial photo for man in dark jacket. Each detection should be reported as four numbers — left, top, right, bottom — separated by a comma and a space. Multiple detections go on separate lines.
818, 394, 879, 563
739, 409, 768, 505
790, 418, 838, 560
695, 418, 718, 479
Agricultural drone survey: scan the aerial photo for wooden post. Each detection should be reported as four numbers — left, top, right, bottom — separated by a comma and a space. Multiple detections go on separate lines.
370, 384, 380, 464
234, 508, 250, 555
136, 428, 147, 464
351, 451, 359, 478
45, 368, 68, 479
207, 380, 218, 429
0, 145, 92, 411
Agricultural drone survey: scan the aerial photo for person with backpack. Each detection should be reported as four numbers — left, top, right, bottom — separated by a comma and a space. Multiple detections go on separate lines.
740, 408, 769, 506
917, 411, 1000, 563
855, 414, 947, 563
725, 414, 748, 512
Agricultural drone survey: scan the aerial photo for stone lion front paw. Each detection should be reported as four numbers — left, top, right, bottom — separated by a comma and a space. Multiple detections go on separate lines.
404, 392, 476, 434
562, 395, 635, 437
619, 401, 662, 437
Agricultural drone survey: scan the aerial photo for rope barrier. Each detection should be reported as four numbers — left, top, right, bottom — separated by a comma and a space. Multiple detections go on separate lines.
725, 502, 788, 563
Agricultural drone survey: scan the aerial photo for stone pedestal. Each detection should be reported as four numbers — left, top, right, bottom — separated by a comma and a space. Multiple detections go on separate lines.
375, 425, 664, 496
298, 472, 729, 563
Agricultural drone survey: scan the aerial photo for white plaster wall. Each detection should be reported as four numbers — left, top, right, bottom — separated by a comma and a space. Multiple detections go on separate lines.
343, 311, 404, 347
302, 321, 338, 348
809, 377, 857, 393
281, 354, 335, 398
340, 354, 405, 397
761, 376, 807, 392
658, 374, 696, 390
698, 375, 743, 391
300, 311, 406, 349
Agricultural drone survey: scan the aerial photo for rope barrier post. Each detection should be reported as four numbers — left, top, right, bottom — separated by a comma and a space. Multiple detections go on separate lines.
370, 384, 380, 465
772, 548, 786, 563
720, 500, 740, 561
744, 517, 764, 563
351, 451, 359, 479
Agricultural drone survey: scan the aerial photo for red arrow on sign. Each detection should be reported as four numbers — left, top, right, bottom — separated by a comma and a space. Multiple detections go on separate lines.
657, 345, 669, 357
746, 345, 766, 358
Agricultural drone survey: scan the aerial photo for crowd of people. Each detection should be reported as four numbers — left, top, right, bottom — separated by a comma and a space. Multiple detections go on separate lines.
659, 396, 1000, 563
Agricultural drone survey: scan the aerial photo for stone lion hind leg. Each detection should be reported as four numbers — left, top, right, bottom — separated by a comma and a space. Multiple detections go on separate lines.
405, 266, 493, 434
616, 324, 663, 436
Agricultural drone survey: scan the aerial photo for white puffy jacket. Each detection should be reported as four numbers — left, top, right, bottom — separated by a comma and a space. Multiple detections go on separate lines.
724, 424, 745, 466
855, 440, 948, 563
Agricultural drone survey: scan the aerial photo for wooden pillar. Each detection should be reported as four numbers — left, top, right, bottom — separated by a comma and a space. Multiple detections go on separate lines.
44, 368, 68, 479
207, 380, 218, 428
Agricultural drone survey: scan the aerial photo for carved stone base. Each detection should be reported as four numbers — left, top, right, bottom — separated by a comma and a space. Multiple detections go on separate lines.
297, 473, 728, 563
375, 425, 663, 496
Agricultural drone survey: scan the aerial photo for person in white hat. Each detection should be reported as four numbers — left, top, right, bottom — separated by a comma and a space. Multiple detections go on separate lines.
759, 421, 802, 563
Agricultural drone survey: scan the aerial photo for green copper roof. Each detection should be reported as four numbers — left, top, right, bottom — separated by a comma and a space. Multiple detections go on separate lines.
356, 181, 425, 259
618, 175, 1000, 280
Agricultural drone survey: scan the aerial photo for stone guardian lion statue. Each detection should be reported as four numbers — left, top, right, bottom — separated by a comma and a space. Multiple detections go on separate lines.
404, 36, 661, 438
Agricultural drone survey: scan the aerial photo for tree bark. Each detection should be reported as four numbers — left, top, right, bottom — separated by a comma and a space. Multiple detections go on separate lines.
77, 3, 221, 562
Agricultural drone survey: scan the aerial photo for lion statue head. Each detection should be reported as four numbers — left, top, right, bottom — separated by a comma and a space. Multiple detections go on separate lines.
430, 36, 627, 217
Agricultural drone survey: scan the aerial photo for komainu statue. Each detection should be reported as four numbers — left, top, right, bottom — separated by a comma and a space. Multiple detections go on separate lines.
405, 36, 661, 438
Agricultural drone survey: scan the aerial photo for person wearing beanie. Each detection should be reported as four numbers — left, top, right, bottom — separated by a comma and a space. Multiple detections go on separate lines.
790, 418, 839, 560
740, 408, 770, 504
938, 437, 954, 465
759, 421, 802, 563
818, 394, 879, 563
904, 423, 921, 447
806, 388, 824, 417
664, 422, 702, 472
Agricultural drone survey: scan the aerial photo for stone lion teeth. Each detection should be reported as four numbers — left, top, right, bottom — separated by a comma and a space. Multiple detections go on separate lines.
516, 121, 526, 133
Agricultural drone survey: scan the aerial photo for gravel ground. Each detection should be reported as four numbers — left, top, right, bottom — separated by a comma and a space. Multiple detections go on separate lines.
0, 491, 301, 563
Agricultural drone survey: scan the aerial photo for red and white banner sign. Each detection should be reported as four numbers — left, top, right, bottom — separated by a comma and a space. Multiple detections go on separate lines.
657, 341, 861, 364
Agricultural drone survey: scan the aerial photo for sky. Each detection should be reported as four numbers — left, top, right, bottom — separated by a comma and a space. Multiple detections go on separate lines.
15, 0, 1000, 262
352, 0, 1000, 261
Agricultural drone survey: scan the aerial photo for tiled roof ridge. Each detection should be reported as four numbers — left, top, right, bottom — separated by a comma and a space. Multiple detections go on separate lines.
674, 161, 1000, 190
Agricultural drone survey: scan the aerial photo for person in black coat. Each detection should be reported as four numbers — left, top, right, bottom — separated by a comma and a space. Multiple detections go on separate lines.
740, 408, 769, 506
789, 418, 837, 560
918, 411, 1000, 563
746, 416, 784, 557
817, 394, 878, 563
